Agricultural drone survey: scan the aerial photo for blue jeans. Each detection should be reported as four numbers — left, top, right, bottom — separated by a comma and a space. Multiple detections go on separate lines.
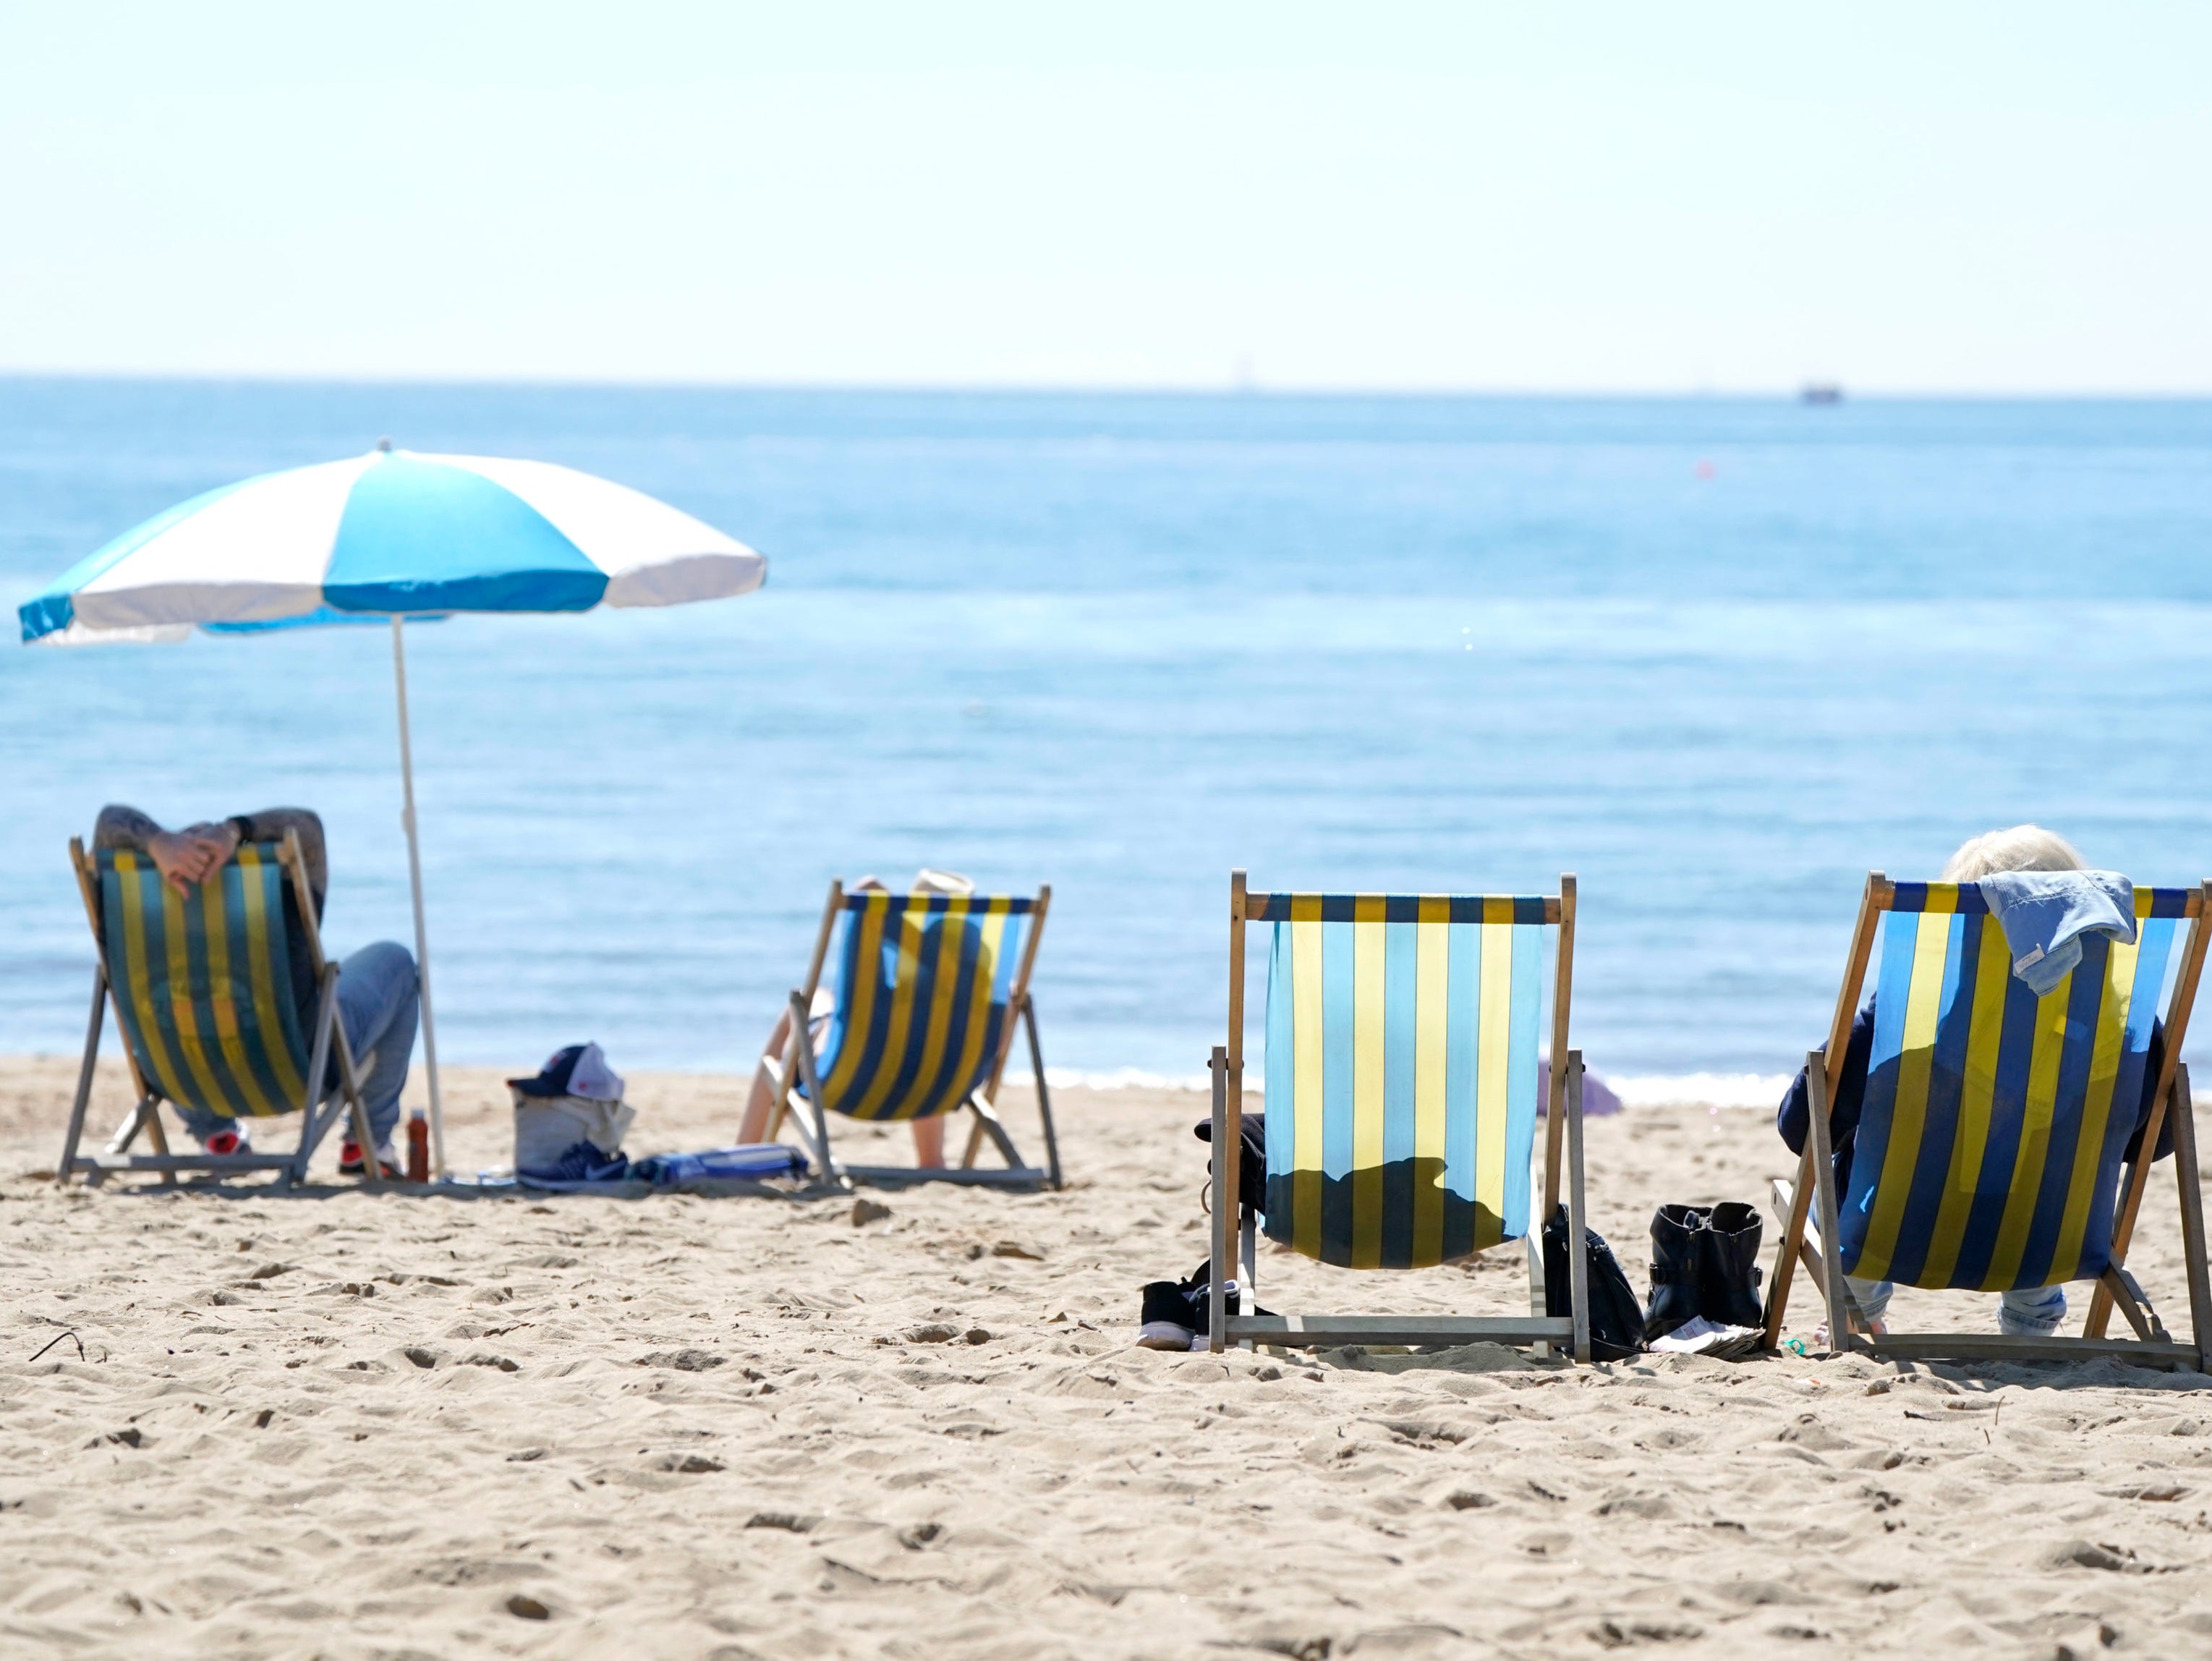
1847, 1274, 2069, 1336
177, 941, 419, 1150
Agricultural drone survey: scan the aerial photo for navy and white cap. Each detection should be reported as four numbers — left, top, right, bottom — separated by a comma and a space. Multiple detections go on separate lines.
509, 1041, 626, 1103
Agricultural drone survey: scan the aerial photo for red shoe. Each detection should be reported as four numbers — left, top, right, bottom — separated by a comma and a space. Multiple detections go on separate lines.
204, 1128, 250, 1157
339, 1138, 401, 1178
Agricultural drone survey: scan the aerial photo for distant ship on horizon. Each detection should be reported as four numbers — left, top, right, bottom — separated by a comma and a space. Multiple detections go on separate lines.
1800, 382, 1845, 405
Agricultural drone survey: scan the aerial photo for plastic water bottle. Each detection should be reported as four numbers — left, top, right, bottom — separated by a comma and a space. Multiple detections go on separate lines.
406, 1110, 430, 1183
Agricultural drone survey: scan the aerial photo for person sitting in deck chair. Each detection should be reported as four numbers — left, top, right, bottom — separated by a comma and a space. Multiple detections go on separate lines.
736, 869, 973, 1169
93, 805, 420, 1177
1778, 824, 2171, 1340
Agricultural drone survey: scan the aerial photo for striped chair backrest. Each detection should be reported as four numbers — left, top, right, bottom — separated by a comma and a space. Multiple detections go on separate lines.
811, 892, 1038, 1121
94, 845, 311, 1118
1841, 882, 2193, 1291
1253, 894, 1560, 1268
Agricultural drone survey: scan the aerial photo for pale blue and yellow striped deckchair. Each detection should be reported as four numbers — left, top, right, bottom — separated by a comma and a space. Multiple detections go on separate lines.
765, 882, 1060, 1188
1769, 873, 2212, 1367
58, 833, 378, 1188
1208, 872, 1591, 1360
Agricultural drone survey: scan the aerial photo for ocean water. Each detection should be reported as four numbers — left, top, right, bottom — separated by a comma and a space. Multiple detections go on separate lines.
6, 381, 2212, 1100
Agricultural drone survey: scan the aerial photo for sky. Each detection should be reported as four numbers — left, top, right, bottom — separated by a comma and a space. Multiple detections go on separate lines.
1, 4, 2206, 393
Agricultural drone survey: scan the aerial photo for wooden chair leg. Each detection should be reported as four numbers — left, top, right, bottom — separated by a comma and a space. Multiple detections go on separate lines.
59, 970, 106, 1186
2093, 1063, 2209, 1346
1805, 1047, 1857, 1354
1765, 1146, 1819, 1350
786, 1011, 844, 1186
289, 969, 343, 1186
1771, 1176, 1881, 1341
766, 990, 810, 1144
1565, 1051, 1591, 1364
1526, 1233, 1552, 1359
1022, 995, 1063, 1190
141, 1092, 175, 1184
764, 1067, 786, 1142
332, 1022, 380, 1188
964, 1095, 1026, 1169
2168, 1065, 2212, 1372
1209, 1048, 1230, 1355
105, 1099, 150, 1156
2098, 1267, 2158, 1343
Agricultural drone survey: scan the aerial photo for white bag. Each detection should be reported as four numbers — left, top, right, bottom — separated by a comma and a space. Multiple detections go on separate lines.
512, 1089, 637, 1173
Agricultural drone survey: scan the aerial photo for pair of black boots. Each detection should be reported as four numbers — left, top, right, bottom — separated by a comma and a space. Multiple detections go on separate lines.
1136, 1259, 1275, 1351
1643, 1202, 1764, 1339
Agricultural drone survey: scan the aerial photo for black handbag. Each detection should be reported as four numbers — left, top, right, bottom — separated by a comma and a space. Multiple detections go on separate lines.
1542, 1204, 1647, 1361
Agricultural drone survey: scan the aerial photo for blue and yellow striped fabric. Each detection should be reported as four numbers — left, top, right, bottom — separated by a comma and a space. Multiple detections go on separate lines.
1255, 893, 1553, 1269
804, 893, 1035, 1122
95, 846, 311, 1118
1840, 883, 2189, 1291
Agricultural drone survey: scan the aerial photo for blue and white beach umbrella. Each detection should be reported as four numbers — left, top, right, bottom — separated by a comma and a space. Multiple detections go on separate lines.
19, 445, 768, 1174
20, 445, 764, 641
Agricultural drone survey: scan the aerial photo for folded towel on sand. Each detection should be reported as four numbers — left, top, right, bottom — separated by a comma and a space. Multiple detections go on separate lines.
631, 1146, 808, 1185
1980, 870, 2137, 996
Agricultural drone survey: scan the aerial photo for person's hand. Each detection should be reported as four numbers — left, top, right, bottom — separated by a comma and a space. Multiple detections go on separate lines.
147, 821, 240, 896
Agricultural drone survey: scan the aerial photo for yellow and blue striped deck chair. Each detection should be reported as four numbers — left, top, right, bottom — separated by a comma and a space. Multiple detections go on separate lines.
765, 881, 1060, 1189
58, 833, 378, 1189
1209, 872, 1591, 1360
1769, 872, 2212, 1367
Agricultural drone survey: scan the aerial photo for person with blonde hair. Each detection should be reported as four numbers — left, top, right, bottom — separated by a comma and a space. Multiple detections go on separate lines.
1777, 825, 2173, 1339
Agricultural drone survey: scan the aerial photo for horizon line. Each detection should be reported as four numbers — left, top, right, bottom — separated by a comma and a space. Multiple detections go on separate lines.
4, 369, 2212, 403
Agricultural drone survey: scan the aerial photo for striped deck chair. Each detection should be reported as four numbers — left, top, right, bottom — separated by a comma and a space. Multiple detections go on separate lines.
57, 833, 379, 1189
1767, 872, 2212, 1367
763, 882, 1060, 1189
1208, 871, 1591, 1361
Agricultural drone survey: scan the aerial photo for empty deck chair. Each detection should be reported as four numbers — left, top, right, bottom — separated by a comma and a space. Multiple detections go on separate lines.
1767, 873, 2212, 1367
1207, 872, 1591, 1361
57, 832, 379, 1188
764, 882, 1060, 1188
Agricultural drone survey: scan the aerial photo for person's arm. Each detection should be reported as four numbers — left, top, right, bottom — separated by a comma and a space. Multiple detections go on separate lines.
1824, 1003, 1876, 1156
1777, 1067, 1811, 1155
234, 808, 328, 909
2123, 1020, 2177, 1165
93, 804, 239, 897
1777, 1001, 1876, 1160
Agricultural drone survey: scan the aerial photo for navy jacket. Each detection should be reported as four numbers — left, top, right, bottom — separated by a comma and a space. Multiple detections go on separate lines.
1777, 998, 2172, 1194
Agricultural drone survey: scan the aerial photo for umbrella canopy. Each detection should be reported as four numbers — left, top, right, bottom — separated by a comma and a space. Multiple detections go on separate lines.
19, 446, 765, 642
18, 446, 767, 1178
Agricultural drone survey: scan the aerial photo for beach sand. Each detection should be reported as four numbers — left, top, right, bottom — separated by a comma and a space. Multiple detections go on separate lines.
1, 1055, 2209, 1657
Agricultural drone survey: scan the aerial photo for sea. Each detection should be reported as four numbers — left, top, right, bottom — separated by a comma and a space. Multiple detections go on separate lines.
6, 381, 2212, 1104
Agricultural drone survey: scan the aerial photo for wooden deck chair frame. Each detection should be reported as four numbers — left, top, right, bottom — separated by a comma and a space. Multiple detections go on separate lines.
56, 832, 381, 1191
1765, 871, 2212, 1369
763, 880, 1061, 1191
1209, 871, 1591, 1362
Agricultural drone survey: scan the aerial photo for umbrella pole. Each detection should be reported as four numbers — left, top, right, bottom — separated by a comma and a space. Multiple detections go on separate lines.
391, 616, 448, 1178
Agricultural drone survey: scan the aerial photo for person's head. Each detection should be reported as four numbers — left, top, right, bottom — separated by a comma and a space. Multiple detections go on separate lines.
1939, 824, 2085, 881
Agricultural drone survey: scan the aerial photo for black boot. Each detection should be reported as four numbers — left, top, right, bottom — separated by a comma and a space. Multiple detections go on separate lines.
1643, 1205, 1709, 1341
1698, 1202, 1765, 1329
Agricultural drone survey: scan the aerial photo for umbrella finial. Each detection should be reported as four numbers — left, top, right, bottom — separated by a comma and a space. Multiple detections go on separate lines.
376, 436, 393, 453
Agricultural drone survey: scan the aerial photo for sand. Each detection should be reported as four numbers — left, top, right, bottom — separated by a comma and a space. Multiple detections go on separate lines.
1, 1055, 2209, 1658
